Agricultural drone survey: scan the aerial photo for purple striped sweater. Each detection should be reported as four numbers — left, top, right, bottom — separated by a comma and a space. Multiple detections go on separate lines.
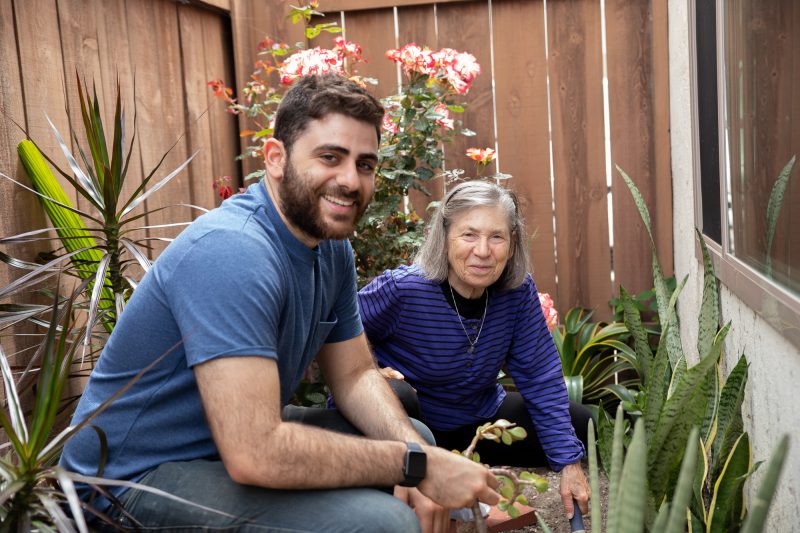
358, 265, 585, 470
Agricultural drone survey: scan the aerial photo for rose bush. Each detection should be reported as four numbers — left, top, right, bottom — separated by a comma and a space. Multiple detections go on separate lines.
208, 1, 496, 285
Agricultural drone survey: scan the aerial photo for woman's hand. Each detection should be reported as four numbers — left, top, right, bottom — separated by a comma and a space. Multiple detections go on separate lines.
379, 366, 406, 381
560, 461, 591, 519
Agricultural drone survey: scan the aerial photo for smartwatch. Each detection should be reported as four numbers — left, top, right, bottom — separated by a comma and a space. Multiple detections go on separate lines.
400, 442, 427, 487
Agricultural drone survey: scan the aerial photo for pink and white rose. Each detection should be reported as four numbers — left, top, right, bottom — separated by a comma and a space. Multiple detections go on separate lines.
538, 292, 559, 332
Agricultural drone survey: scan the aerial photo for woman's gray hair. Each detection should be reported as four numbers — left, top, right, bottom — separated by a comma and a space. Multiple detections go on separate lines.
414, 180, 530, 290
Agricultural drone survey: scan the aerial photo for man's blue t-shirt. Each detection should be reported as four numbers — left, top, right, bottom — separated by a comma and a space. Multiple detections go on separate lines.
60, 180, 363, 504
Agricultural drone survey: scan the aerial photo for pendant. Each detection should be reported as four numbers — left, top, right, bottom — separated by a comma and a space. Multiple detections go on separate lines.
467, 345, 475, 354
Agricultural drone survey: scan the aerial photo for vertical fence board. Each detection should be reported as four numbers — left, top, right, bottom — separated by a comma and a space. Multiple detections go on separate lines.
203, 12, 241, 207
491, 0, 557, 296
397, 5, 442, 216
179, 5, 217, 210
92, 0, 146, 216
547, 0, 611, 317
0, 0, 39, 274
1, 0, 43, 361
342, 9, 397, 99
14, 0, 75, 206
606, 0, 673, 297
436, 1, 496, 177
230, 0, 306, 181
57, 0, 115, 217
125, 0, 191, 258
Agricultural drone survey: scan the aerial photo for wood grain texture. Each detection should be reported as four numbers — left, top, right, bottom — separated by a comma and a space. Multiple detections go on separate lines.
229, 0, 306, 180
0, 0, 48, 352
547, 0, 612, 318
126, 0, 191, 257
606, 0, 673, 297
397, 4, 443, 218
322, 0, 471, 12
14, 0, 74, 205
179, 4, 216, 210
202, 11, 241, 207
435, 1, 496, 177
491, 0, 557, 296
342, 8, 397, 99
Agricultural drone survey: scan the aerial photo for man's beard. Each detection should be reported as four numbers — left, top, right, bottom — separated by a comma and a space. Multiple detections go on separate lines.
278, 159, 370, 241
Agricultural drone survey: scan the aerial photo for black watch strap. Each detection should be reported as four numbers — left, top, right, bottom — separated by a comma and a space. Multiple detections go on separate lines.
400, 441, 427, 487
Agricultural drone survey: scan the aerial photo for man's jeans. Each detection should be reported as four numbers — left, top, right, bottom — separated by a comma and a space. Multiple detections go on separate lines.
103, 407, 434, 532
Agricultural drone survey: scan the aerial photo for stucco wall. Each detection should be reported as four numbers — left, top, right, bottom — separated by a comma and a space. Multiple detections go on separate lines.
668, 1, 800, 529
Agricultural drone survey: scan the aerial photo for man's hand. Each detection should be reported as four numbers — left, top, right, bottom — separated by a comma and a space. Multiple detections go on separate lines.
418, 446, 501, 509
394, 486, 450, 533
560, 462, 590, 519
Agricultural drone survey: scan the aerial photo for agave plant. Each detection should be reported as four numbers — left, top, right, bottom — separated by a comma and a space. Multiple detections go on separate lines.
552, 307, 641, 408
592, 165, 790, 531
0, 73, 202, 341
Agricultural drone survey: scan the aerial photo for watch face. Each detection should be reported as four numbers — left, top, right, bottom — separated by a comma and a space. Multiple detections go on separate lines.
402, 442, 427, 486
406, 449, 427, 478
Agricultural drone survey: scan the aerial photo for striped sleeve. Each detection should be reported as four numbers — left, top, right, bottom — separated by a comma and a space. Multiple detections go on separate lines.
358, 269, 402, 342
505, 275, 585, 470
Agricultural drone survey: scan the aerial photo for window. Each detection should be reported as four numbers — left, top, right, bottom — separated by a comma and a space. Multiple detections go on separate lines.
694, 0, 800, 347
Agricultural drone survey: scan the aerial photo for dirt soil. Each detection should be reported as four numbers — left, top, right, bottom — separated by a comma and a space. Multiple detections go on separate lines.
457, 464, 608, 533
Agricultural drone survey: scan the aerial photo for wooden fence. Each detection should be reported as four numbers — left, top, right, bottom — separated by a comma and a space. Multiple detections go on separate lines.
230, 0, 673, 318
0, 0, 672, 323
0, 0, 238, 291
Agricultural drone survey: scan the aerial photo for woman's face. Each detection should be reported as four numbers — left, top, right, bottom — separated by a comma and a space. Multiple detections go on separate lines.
446, 205, 513, 298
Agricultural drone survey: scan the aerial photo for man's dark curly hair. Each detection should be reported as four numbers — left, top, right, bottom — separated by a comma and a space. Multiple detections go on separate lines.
273, 74, 384, 154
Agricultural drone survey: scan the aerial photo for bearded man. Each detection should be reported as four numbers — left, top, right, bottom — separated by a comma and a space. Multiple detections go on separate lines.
61, 74, 500, 533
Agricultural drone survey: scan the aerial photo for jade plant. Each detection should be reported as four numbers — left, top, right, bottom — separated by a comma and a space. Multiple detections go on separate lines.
456, 419, 548, 533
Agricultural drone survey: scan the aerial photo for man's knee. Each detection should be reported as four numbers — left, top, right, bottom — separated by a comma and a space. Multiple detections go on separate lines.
344, 491, 421, 533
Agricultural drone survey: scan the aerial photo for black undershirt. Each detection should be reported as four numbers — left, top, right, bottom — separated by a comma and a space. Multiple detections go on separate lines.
439, 280, 489, 319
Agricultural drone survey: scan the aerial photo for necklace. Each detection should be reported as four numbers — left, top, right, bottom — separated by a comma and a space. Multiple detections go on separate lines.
448, 283, 489, 354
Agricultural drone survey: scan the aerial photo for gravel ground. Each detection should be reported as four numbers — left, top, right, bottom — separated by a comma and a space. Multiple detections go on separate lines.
456, 464, 608, 533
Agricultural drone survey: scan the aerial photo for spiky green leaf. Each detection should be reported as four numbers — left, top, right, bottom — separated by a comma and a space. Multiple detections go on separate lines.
712, 355, 748, 480
707, 433, 751, 532
696, 229, 720, 360
740, 435, 789, 533
764, 156, 795, 277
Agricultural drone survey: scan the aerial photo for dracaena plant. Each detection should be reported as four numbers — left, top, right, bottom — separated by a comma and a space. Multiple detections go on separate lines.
0, 73, 200, 341
590, 165, 790, 531
0, 279, 235, 531
208, 0, 498, 285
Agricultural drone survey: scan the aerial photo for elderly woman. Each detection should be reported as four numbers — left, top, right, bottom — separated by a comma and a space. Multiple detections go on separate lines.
358, 180, 591, 519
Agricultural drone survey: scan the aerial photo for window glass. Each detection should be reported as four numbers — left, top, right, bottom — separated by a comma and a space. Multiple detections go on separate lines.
696, 0, 721, 243
722, 0, 800, 296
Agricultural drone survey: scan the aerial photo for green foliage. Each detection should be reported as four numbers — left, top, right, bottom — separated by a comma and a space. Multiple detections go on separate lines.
597, 166, 789, 532
552, 306, 642, 405
0, 285, 91, 531
459, 419, 547, 526
1, 74, 199, 340
0, 281, 236, 530
764, 156, 796, 277
209, 2, 494, 287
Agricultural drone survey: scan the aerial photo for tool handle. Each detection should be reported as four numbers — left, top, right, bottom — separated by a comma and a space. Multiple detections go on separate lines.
570, 498, 586, 532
